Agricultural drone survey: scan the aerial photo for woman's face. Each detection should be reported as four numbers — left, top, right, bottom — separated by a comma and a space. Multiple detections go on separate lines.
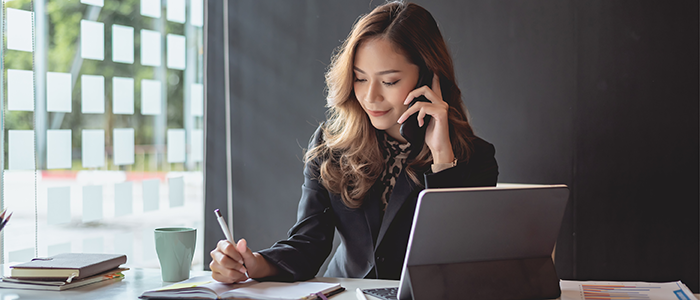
353, 37, 419, 138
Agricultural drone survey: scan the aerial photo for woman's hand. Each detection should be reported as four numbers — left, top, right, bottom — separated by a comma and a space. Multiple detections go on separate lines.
209, 239, 278, 283
397, 73, 454, 164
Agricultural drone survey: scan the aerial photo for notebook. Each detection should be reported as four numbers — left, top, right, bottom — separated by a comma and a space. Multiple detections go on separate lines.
9, 253, 127, 281
0, 268, 127, 291
139, 275, 343, 300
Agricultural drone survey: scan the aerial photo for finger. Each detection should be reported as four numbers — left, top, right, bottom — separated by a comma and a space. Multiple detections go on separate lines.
418, 108, 428, 127
210, 260, 245, 283
218, 240, 244, 264
235, 239, 250, 277
210, 248, 246, 273
431, 73, 442, 100
236, 239, 255, 263
397, 102, 425, 124
403, 86, 440, 106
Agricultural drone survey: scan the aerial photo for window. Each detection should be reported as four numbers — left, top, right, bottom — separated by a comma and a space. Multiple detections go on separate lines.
2, 0, 205, 269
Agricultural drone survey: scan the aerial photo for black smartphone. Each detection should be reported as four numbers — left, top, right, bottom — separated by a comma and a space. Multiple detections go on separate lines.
400, 71, 433, 146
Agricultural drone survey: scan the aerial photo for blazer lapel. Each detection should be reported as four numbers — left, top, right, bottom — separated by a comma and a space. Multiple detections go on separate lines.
374, 169, 419, 251
363, 183, 383, 246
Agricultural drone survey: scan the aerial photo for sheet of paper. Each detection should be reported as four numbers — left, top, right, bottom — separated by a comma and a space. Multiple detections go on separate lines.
167, 129, 186, 163
167, 0, 186, 23
191, 129, 203, 162
48, 243, 72, 256
82, 185, 103, 223
113, 76, 134, 114
82, 74, 105, 113
83, 237, 104, 253
47, 72, 72, 112
190, 0, 203, 27
47, 129, 72, 169
115, 232, 134, 261
167, 34, 186, 70
9, 130, 35, 170
141, 0, 161, 18
141, 29, 162, 67
81, 20, 104, 61
219, 281, 341, 299
141, 79, 162, 115
114, 181, 133, 217
560, 280, 696, 300
112, 24, 134, 64
8, 69, 34, 111
7, 8, 33, 52
190, 83, 203, 116
47, 186, 71, 225
142, 178, 160, 212
82, 129, 105, 168
168, 176, 184, 207
80, 0, 103, 7
113, 128, 135, 165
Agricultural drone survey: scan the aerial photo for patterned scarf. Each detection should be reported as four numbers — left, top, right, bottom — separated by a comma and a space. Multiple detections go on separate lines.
378, 131, 411, 211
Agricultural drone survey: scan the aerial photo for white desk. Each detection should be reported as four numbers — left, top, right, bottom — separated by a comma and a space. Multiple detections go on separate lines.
0, 268, 398, 300
0, 268, 697, 300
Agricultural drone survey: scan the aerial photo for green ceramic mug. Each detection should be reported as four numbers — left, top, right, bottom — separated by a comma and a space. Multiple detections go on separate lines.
155, 227, 196, 282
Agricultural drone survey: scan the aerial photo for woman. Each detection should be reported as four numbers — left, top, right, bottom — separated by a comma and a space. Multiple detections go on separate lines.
210, 1, 498, 283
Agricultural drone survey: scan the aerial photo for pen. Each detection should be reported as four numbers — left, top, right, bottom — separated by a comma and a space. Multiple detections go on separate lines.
308, 287, 346, 300
355, 288, 368, 300
214, 209, 249, 278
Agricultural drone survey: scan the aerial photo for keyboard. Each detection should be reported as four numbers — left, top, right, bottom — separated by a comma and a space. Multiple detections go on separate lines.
362, 287, 398, 300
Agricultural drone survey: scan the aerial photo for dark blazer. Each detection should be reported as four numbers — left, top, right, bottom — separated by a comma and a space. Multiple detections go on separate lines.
258, 125, 499, 281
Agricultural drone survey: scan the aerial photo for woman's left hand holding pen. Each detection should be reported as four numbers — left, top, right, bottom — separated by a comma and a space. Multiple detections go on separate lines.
210, 239, 280, 283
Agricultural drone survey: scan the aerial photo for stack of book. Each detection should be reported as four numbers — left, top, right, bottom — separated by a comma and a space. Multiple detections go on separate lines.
0, 253, 127, 291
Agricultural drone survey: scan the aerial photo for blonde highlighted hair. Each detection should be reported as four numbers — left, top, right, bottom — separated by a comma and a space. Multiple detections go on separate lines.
305, 1, 475, 208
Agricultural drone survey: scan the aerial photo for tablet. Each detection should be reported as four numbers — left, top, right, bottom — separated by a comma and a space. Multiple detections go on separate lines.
397, 184, 569, 300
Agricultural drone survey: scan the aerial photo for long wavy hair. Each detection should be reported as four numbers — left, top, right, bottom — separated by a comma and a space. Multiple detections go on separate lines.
305, 1, 475, 208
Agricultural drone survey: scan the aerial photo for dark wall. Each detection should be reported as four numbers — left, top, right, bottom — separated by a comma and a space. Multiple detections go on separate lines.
204, 0, 699, 291
574, 0, 698, 287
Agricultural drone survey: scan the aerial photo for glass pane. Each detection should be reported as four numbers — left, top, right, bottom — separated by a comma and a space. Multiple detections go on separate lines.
2, 0, 205, 270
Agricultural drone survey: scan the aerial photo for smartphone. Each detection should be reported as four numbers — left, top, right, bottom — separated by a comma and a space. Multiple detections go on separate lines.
400, 71, 433, 146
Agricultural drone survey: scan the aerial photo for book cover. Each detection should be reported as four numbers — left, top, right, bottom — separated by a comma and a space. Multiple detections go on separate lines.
0, 268, 127, 291
9, 253, 127, 280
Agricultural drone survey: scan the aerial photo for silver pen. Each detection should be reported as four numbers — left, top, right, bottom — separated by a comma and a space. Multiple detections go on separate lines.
215, 209, 249, 278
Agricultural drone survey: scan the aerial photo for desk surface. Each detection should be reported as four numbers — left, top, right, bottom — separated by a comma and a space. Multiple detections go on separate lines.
0, 268, 399, 300
0, 268, 697, 300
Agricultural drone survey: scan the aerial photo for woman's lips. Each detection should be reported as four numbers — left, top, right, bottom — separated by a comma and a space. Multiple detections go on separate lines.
367, 109, 389, 117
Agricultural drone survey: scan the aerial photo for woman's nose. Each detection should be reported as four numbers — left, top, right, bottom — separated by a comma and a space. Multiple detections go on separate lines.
365, 81, 382, 103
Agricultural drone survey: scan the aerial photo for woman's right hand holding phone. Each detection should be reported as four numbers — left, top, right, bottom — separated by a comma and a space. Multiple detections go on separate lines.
209, 239, 278, 283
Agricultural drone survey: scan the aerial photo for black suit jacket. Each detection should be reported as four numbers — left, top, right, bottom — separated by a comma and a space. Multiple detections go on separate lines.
258, 125, 499, 281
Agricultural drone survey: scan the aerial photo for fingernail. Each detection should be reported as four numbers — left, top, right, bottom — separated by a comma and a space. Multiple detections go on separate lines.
238, 260, 244, 265
239, 267, 247, 274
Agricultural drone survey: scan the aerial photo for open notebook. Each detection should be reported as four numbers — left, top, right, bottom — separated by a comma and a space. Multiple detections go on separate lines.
139, 275, 343, 300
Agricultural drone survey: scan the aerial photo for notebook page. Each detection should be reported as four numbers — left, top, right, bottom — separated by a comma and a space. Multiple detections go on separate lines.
221, 281, 340, 299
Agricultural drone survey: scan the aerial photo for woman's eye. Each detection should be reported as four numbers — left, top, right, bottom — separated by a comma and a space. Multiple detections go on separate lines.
383, 80, 400, 86
354, 78, 367, 83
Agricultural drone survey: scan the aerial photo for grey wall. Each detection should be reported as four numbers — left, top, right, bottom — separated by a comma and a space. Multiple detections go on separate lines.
204, 0, 699, 291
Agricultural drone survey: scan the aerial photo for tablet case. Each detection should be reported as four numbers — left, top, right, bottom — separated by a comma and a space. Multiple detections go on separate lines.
397, 185, 569, 300
406, 256, 560, 300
